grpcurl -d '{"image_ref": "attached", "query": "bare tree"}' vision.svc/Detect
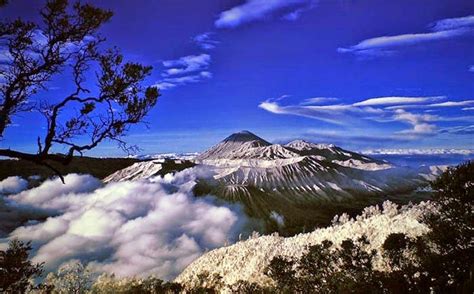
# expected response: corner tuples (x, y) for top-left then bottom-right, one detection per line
(0, 0), (160, 181)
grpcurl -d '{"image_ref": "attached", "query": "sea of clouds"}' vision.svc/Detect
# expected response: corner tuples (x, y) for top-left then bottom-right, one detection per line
(0, 167), (253, 280)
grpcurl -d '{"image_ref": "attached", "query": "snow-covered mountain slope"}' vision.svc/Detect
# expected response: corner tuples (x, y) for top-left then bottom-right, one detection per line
(286, 140), (389, 167)
(128, 152), (199, 161)
(176, 201), (434, 290)
(190, 131), (444, 231)
(104, 160), (164, 182)
(197, 131), (391, 171)
(193, 131), (432, 203)
(105, 131), (444, 231)
(195, 131), (304, 166)
(104, 159), (195, 183)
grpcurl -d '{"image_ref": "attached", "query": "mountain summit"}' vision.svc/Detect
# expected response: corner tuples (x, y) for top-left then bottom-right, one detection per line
(196, 130), (273, 161)
(222, 130), (270, 145)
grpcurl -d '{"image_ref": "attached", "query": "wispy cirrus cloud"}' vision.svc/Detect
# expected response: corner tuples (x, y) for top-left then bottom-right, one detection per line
(429, 100), (474, 107)
(193, 32), (220, 50)
(274, 129), (414, 151)
(431, 15), (474, 31)
(353, 96), (444, 106)
(258, 100), (354, 125)
(385, 100), (474, 110)
(153, 71), (212, 90)
(439, 125), (474, 135)
(215, 0), (316, 28)
(300, 97), (339, 105)
(153, 54), (212, 90)
(469, 65), (474, 72)
(162, 54), (211, 76)
(339, 15), (474, 57)
(259, 95), (474, 138)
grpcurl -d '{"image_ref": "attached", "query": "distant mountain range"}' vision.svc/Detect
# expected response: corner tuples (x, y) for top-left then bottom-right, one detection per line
(105, 130), (445, 234)
(361, 148), (474, 155)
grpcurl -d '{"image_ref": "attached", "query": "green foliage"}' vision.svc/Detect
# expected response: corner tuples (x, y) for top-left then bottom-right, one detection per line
(0, 239), (43, 293)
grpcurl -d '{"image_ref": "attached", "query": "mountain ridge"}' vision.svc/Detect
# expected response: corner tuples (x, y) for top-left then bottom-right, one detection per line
(104, 130), (443, 233)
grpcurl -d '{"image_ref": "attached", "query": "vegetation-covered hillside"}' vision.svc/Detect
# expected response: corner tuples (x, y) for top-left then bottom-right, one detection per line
(0, 157), (139, 180)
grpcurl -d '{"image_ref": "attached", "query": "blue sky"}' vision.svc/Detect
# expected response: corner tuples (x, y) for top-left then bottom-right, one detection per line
(1, 0), (474, 156)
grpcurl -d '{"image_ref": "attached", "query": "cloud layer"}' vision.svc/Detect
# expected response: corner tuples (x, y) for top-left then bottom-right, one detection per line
(193, 33), (220, 50)
(259, 95), (474, 139)
(154, 54), (212, 90)
(215, 0), (314, 28)
(339, 15), (474, 57)
(5, 170), (251, 280)
(0, 176), (28, 195)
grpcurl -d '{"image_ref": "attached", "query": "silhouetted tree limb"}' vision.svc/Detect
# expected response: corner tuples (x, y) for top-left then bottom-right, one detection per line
(0, 0), (160, 182)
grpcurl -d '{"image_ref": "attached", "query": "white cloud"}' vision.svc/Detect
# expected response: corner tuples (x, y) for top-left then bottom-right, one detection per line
(0, 176), (46, 237)
(6, 169), (251, 280)
(10, 174), (102, 211)
(469, 65), (474, 72)
(154, 71), (212, 91)
(463, 107), (474, 111)
(429, 100), (474, 107)
(339, 15), (474, 57)
(353, 96), (443, 107)
(393, 109), (437, 135)
(439, 125), (474, 135)
(385, 100), (474, 110)
(162, 54), (211, 76)
(300, 97), (339, 105)
(259, 95), (474, 139)
(430, 15), (474, 31)
(258, 100), (351, 125)
(193, 32), (220, 50)
(154, 54), (212, 90)
(215, 0), (314, 28)
(259, 95), (446, 127)
(152, 81), (177, 90)
(0, 176), (28, 195)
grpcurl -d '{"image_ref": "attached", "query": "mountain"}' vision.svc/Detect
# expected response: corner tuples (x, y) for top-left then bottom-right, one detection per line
(194, 131), (443, 233)
(105, 131), (443, 233)
(104, 159), (195, 182)
(176, 201), (434, 290)
(196, 131), (390, 170)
